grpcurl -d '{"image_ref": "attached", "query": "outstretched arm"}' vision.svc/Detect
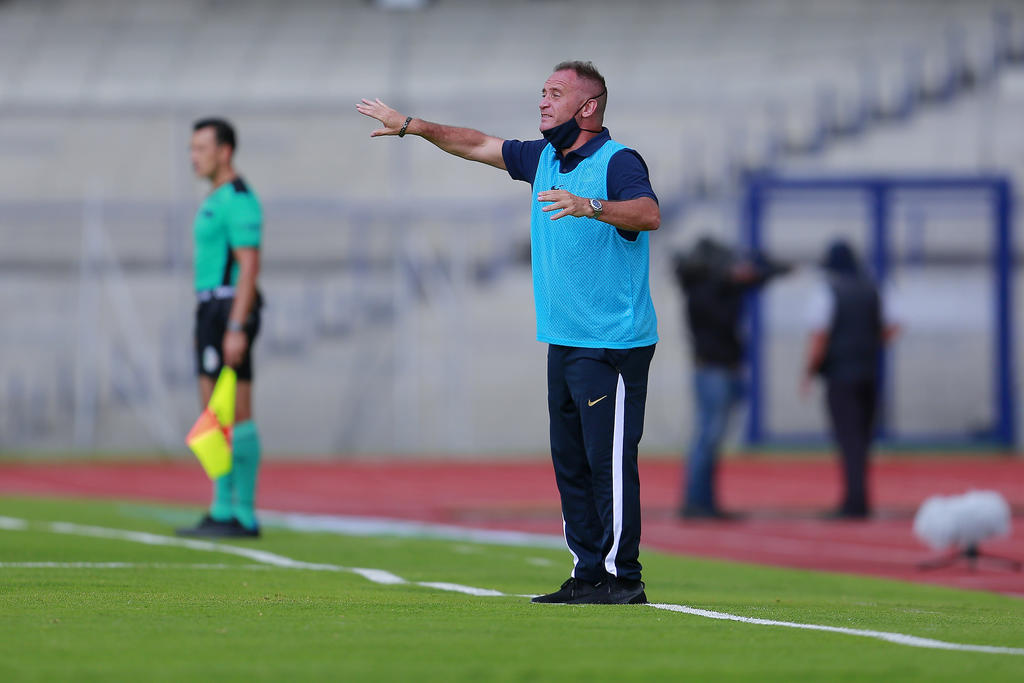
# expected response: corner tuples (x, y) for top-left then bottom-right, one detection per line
(356, 98), (506, 170)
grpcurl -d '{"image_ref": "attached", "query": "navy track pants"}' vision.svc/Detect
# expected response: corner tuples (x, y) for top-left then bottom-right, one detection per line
(547, 343), (655, 583)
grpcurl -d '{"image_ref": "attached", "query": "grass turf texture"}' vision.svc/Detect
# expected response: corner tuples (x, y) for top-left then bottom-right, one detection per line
(1, 497), (1022, 681)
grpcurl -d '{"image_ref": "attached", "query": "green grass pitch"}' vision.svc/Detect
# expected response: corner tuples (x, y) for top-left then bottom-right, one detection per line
(1, 496), (1022, 681)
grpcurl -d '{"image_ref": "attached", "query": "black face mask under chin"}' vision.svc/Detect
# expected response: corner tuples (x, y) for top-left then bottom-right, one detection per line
(541, 89), (606, 150)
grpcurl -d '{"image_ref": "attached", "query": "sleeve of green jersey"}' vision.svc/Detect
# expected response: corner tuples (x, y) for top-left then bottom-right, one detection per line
(226, 193), (262, 249)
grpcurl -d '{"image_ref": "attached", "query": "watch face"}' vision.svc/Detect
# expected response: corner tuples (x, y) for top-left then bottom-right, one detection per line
(590, 198), (603, 211)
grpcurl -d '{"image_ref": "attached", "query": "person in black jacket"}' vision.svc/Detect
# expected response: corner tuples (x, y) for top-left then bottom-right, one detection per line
(802, 240), (899, 519)
(674, 237), (790, 519)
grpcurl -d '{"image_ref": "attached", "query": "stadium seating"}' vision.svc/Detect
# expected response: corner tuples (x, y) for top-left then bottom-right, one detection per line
(1, 0), (1022, 453)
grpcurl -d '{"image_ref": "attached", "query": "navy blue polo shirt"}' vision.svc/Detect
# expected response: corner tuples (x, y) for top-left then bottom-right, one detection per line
(502, 128), (658, 204)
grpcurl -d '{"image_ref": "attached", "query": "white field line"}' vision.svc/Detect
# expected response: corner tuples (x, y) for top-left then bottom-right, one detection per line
(417, 582), (507, 597)
(647, 603), (1024, 656)
(2, 515), (1023, 657)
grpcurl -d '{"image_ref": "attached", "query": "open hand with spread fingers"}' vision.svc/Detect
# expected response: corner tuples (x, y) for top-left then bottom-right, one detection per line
(356, 98), (408, 137)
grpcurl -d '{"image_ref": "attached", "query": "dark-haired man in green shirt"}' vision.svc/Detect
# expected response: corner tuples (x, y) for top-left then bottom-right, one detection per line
(177, 118), (264, 538)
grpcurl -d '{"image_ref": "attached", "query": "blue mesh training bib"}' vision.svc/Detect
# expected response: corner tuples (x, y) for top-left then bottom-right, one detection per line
(530, 141), (658, 348)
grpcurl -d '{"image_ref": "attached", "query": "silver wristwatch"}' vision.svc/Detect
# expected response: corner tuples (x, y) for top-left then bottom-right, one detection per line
(589, 198), (604, 219)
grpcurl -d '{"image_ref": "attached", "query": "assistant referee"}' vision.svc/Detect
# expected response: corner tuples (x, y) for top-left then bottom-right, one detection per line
(177, 118), (264, 538)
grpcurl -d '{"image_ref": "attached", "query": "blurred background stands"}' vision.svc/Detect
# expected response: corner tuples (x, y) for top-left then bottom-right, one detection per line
(1, 0), (1022, 455)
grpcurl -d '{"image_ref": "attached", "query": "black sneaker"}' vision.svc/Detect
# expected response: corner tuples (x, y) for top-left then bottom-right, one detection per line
(175, 514), (237, 537)
(531, 577), (602, 604)
(570, 576), (647, 605)
(225, 518), (261, 538)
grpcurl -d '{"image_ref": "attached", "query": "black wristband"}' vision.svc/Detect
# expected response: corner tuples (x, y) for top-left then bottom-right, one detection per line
(398, 116), (412, 138)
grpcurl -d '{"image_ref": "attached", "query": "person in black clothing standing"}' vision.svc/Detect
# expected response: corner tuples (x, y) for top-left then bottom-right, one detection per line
(802, 240), (898, 519)
(674, 237), (790, 519)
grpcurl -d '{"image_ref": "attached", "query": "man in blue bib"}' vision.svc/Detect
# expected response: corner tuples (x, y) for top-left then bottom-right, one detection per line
(357, 61), (659, 604)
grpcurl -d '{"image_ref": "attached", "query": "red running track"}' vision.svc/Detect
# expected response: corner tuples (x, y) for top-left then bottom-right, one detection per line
(1, 455), (1022, 597)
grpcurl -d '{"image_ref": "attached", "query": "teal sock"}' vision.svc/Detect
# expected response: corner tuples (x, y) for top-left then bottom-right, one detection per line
(230, 420), (261, 530)
(210, 471), (234, 522)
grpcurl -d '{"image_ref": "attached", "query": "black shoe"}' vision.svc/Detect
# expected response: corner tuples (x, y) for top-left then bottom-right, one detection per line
(531, 577), (601, 604)
(570, 576), (648, 605)
(224, 518), (261, 538)
(175, 514), (236, 537)
(176, 515), (260, 538)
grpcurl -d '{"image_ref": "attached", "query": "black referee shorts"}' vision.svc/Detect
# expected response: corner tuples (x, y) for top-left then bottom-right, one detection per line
(194, 297), (261, 381)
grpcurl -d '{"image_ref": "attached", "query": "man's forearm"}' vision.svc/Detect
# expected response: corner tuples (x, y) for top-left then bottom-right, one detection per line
(404, 118), (506, 169)
(356, 98), (506, 168)
(596, 197), (660, 232)
(228, 257), (259, 327)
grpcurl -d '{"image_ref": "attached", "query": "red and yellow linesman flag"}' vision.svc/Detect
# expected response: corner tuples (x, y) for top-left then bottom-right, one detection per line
(185, 367), (236, 479)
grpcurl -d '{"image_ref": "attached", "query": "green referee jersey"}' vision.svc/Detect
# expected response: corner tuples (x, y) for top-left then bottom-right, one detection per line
(193, 177), (262, 292)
